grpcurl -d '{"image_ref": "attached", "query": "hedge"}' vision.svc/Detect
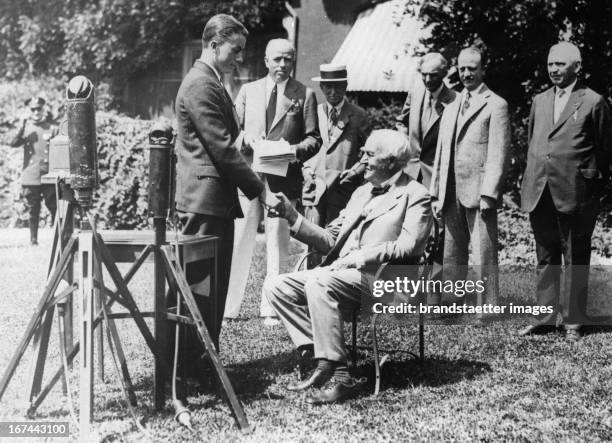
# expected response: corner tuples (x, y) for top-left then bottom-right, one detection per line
(0, 80), (610, 259)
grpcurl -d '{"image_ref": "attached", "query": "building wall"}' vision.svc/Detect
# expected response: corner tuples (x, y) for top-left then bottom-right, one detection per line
(293, 0), (353, 101)
(121, 1), (361, 118)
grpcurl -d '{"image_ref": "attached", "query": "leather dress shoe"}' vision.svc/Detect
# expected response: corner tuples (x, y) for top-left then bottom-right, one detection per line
(518, 324), (558, 336)
(306, 377), (361, 405)
(286, 367), (332, 392)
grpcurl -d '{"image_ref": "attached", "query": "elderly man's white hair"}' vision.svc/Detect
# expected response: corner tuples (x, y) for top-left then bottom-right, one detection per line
(549, 41), (582, 63)
(365, 129), (414, 168)
(265, 38), (295, 57)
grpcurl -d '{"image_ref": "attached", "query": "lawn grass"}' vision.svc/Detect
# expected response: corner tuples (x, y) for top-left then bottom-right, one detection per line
(0, 228), (611, 442)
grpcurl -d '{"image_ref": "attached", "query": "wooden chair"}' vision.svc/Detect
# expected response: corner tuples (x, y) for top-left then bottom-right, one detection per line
(292, 218), (440, 395)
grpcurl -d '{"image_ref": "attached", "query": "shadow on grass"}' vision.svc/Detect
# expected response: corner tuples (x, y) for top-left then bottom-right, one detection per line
(352, 355), (491, 393)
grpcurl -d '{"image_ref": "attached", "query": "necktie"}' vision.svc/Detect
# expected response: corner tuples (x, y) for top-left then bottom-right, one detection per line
(421, 93), (433, 134)
(328, 106), (338, 138)
(329, 107), (338, 127)
(266, 84), (277, 133)
(461, 92), (471, 116)
(371, 184), (390, 196)
(554, 89), (566, 123)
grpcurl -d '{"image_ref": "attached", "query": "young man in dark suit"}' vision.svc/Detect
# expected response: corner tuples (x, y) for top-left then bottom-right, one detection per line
(174, 14), (264, 355)
(520, 42), (612, 339)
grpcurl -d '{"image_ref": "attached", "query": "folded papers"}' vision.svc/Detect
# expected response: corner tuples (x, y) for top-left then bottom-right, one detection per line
(252, 139), (295, 177)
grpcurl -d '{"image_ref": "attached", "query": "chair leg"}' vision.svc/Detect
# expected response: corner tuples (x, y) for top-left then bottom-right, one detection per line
(372, 314), (381, 396)
(351, 310), (357, 367)
(419, 313), (425, 362)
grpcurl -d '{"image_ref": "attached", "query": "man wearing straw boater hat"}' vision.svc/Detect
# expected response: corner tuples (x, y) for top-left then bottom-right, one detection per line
(302, 64), (370, 267)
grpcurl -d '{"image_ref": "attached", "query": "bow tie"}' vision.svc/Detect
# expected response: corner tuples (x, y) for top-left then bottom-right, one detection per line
(371, 184), (390, 196)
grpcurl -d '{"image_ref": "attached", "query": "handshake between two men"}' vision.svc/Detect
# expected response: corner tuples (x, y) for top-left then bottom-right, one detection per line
(260, 129), (433, 405)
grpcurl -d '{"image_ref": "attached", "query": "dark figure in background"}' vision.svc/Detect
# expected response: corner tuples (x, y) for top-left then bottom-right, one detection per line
(302, 64), (370, 268)
(519, 42), (612, 339)
(9, 96), (58, 245)
(173, 14), (264, 372)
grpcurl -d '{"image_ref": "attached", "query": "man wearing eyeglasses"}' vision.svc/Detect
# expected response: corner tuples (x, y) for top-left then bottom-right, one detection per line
(9, 96), (58, 245)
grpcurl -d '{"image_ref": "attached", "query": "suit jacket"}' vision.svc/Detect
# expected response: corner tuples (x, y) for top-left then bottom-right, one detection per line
(10, 120), (57, 186)
(397, 83), (457, 188)
(234, 77), (321, 199)
(520, 83), (612, 214)
(174, 61), (264, 218)
(302, 101), (369, 206)
(295, 172), (433, 268)
(431, 84), (510, 209)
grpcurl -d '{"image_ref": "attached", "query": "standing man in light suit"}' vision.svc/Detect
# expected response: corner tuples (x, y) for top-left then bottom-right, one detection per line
(302, 64), (369, 269)
(396, 52), (457, 188)
(174, 14), (265, 360)
(431, 47), (510, 306)
(519, 42), (611, 339)
(224, 38), (321, 324)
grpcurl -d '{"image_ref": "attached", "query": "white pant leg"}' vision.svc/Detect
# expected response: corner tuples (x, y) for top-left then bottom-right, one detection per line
(224, 193), (262, 318)
(259, 179), (294, 317)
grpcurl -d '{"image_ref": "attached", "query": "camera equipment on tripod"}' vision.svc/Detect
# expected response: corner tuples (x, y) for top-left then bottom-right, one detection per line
(147, 122), (174, 218)
(66, 76), (98, 208)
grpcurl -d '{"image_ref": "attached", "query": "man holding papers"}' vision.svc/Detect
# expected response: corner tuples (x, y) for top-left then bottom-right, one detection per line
(224, 38), (321, 325)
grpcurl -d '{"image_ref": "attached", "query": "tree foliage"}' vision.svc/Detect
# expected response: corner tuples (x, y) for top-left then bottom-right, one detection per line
(0, 0), (287, 83)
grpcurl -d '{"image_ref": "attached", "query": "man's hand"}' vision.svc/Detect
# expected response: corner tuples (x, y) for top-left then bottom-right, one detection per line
(329, 254), (358, 271)
(431, 198), (442, 220)
(272, 192), (299, 225)
(395, 122), (408, 135)
(338, 169), (355, 185)
(480, 196), (497, 212)
(243, 132), (263, 153)
(19, 110), (30, 128)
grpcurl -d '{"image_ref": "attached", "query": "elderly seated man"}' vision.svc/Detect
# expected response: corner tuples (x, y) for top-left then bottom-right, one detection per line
(265, 129), (433, 404)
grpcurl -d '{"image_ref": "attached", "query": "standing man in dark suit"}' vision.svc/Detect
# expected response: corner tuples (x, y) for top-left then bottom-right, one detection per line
(174, 14), (265, 354)
(9, 96), (58, 245)
(431, 47), (510, 306)
(397, 52), (457, 189)
(520, 42), (611, 339)
(396, 53), (457, 301)
(302, 64), (369, 231)
(224, 38), (320, 324)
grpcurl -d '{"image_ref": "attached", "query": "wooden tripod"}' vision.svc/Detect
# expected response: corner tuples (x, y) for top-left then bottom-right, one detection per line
(0, 198), (251, 439)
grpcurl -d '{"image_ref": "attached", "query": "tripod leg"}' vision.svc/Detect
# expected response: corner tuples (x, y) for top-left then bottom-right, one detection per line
(153, 245), (167, 411)
(78, 230), (95, 440)
(27, 246), (153, 414)
(26, 198), (75, 400)
(0, 236), (77, 402)
(161, 247), (251, 432)
(96, 256), (137, 406)
(24, 305), (55, 403)
(93, 250), (104, 383)
(92, 231), (168, 371)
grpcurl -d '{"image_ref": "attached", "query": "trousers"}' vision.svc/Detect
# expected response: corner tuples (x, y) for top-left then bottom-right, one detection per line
(263, 267), (367, 362)
(224, 178), (296, 318)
